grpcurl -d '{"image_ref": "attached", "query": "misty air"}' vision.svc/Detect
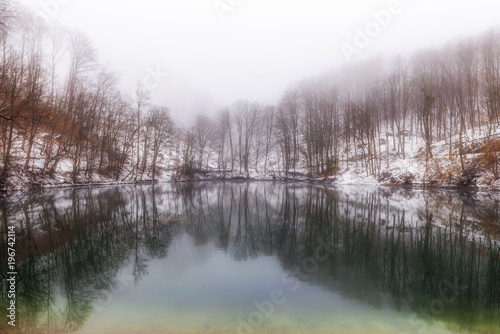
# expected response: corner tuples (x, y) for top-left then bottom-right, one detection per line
(1, 1), (499, 333)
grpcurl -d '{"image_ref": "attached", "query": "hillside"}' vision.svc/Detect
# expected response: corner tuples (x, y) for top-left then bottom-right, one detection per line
(1, 6), (500, 193)
(1, 122), (499, 192)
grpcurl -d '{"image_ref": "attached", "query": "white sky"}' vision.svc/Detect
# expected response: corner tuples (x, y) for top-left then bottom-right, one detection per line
(18, 0), (500, 123)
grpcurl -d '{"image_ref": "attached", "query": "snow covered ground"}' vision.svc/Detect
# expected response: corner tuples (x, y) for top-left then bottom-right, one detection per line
(334, 124), (500, 190)
(1, 123), (500, 193)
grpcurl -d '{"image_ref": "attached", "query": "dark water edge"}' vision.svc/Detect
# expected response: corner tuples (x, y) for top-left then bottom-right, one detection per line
(0, 182), (499, 333)
(3, 171), (500, 198)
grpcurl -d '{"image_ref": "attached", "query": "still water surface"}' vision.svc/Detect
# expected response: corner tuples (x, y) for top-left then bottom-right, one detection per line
(1, 182), (499, 333)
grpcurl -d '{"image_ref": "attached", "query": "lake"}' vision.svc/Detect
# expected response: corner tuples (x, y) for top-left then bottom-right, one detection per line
(1, 182), (499, 334)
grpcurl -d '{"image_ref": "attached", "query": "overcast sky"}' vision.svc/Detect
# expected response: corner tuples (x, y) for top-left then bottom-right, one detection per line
(18, 0), (500, 123)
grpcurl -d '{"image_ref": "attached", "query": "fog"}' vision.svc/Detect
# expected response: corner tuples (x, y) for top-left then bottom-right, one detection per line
(19, 0), (500, 123)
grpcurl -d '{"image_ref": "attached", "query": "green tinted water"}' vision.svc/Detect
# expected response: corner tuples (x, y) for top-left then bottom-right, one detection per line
(1, 183), (499, 333)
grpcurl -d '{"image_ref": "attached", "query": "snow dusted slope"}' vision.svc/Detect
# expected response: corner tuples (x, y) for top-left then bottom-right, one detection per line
(1, 122), (500, 192)
(336, 124), (500, 190)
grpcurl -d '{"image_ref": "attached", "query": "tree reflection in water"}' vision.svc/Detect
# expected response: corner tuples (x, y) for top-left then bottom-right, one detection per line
(0, 183), (499, 333)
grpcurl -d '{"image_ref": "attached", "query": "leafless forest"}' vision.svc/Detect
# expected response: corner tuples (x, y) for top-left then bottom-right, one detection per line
(1, 0), (499, 189)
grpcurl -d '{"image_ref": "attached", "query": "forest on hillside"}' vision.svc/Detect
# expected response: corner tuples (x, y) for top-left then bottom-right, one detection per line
(1, 0), (500, 190)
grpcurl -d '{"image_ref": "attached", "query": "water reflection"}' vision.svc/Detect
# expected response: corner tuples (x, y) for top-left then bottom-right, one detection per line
(0, 183), (499, 333)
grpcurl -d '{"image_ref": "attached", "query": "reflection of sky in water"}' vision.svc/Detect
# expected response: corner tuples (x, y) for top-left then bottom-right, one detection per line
(6, 183), (498, 334)
(80, 234), (456, 334)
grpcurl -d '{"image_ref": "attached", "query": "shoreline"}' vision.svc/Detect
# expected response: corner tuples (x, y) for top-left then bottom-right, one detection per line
(2, 172), (499, 198)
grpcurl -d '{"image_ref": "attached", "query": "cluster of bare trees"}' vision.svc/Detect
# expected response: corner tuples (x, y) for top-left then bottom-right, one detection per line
(177, 100), (275, 179)
(1, 0), (499, 184)
(295, 30), (500, 177)
(181, 29), (500, 179)
(0, 4), (174, 185)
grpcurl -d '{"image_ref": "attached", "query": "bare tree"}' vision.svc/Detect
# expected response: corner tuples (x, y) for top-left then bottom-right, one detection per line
(133, 83), (150, 180)
(149, 106), (173, 180)
(193, 114), (215, 170)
